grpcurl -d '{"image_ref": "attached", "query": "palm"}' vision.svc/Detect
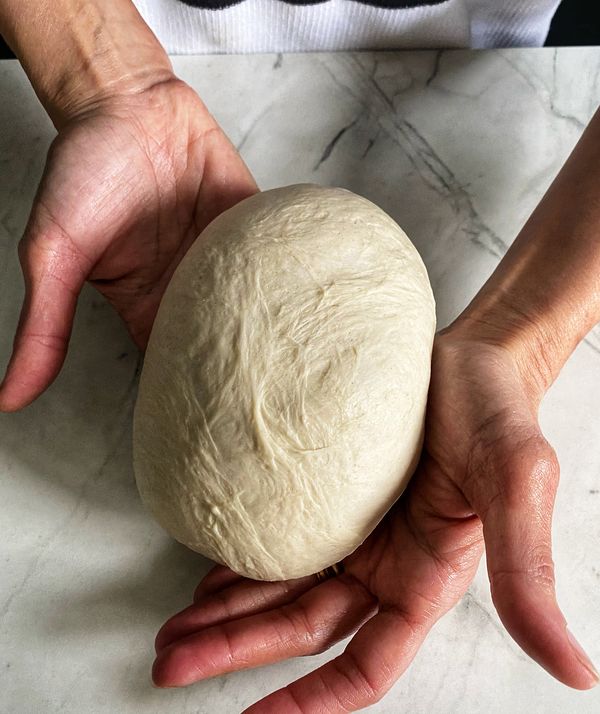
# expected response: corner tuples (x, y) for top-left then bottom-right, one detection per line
(0, 79), (256, 410)
(153, 334), (593, 711)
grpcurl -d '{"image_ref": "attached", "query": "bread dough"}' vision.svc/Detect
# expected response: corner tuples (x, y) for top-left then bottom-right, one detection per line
(133, 184), (436, 581)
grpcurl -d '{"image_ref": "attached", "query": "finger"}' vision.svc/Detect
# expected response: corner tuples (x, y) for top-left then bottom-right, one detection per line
(193, 565), (245, 601)
(152, 574), (377, 687)
(473, 436), (598, 689)
(248, 475), (484, 714)
(156, 573), (318, 653)
(0, 229), (89, 412)
(244, 607), (427, 713)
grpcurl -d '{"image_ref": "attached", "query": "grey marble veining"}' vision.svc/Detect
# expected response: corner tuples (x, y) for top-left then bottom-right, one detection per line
(1, 47), (599, 713)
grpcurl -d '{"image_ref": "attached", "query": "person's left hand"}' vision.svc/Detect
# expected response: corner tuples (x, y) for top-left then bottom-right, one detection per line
(152, 327), (598, 712)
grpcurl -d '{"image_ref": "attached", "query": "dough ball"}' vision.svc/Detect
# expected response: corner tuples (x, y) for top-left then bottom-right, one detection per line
(133, 184), (436, 581)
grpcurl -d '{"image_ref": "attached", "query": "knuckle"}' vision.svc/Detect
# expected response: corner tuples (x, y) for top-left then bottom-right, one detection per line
(211, 589), (235, 618)
(523, 545), (556, 588)
(279, 602), (318, 649)
(21, 332), (66, 352)
(527, 561), (556, 588)
(522, 436), (559, 482)
(17, 227), (59, 274)
(301, 643), (327, 657)
(284, 685), (307, 713)
(334, 649), (383, 703)
(472, 434), (560, 517)
(218, 625), (237, 666)
(17, 236), (33, 269)
(507, 438), (560, 506)
(491, 550), (555, 595)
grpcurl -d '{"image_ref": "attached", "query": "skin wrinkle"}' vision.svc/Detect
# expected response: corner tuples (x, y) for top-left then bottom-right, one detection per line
(32, 199), (95, 275)
(133, 185), (435, 580)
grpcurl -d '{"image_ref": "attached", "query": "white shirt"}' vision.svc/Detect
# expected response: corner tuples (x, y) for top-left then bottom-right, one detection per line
(132, 0), (562, 53)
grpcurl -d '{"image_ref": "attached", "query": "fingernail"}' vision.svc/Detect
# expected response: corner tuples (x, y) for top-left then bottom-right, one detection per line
(567, 628), (599, 684)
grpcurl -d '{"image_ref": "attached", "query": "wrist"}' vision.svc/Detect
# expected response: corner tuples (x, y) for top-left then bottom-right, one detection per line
(441, 296), (565, 401)
(47, 57), (177, 128)
(0, 0), (174, 128)
(442, 108), (600, 402)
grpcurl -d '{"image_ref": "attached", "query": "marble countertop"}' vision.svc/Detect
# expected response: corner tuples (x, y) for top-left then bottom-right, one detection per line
(1, 47), (599, 714)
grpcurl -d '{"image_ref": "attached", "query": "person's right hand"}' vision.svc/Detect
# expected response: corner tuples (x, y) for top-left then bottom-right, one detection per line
(152, 329), (598, 712)
(0, 76), (258, 411)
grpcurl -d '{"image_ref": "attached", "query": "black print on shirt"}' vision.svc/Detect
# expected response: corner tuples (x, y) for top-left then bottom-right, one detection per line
(178, 0), (448, 9)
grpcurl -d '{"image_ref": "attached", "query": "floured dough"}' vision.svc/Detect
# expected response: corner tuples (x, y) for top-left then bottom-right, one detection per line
(133, 184), (436, 581)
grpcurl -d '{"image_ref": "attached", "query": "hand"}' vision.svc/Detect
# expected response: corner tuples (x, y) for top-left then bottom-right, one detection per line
(151, 330), (598, 712)
(0, 77), (257, 411)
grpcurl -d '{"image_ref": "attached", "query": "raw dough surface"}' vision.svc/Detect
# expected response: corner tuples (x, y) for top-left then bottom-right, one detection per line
(133, 184), (436, 580)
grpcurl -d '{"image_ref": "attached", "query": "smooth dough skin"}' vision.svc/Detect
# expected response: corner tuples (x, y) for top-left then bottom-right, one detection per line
(133, 184), (436, 581)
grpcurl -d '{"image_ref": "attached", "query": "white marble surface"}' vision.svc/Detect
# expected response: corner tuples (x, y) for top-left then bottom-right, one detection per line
(1, 47), (600, 713)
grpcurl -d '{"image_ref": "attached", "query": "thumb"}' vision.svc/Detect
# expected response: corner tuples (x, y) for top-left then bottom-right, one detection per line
(470, 433), (598, 689)
(0, 222), (89, 412)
